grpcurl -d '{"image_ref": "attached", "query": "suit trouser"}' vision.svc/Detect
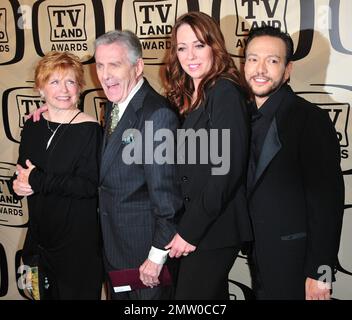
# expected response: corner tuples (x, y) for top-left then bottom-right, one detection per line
(175, 246), (239, 300)
(249, 246), (305, 300)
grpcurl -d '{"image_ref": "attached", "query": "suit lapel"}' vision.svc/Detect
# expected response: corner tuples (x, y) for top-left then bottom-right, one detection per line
(250, 85), (296, 193)
(100, 105), (137, 181)
(177, 103), (206, 156)
(252, 117), (282, 188)
(100, 80), (149, 181)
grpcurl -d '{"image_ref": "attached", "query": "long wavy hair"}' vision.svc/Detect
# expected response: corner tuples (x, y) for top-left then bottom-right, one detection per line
(164, 12), (242, 115)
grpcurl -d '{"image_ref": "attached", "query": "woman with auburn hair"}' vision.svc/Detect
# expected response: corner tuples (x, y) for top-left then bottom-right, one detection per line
(11, 51), (103, 299)
(164, 12), (252, 299)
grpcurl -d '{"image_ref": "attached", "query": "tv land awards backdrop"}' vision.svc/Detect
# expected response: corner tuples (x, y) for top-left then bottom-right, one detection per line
(0, 0), (351, 300)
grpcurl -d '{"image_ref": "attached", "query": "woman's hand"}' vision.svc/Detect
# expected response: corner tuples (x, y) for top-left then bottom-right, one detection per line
(13, 160), (35, 196)
(165, 233), (196, 258)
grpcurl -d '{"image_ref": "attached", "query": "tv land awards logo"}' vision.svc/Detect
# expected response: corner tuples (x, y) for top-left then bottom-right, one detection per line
(16, 94), (44, 129)
(48, 4), (87, 43)
(320, 103), (349, 150)
(0, 8), (9, 44)
(0, 162), (28, 228)
(91, 96), (107, 126)
(133, 0), (178, 65)
(297, 84), (351, 161)
(0, 1), (24, 65)
(213, 0), (317, 60)
(80, 88), (107, 126)
(213, 0), (289, 58)
(2, 86), (43, 144)
(234, 0), (288, 36)
(116, 0), (191, 65)
(32, 0), (105, 63)
(37, 3), (88, 52)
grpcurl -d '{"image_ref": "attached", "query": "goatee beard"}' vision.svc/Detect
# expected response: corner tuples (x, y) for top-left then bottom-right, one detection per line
(248, 75), (287, 99)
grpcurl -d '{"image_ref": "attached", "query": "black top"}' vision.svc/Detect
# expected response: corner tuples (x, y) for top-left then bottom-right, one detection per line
(176, 78), (252, 249)
(16, 116), (103, 299)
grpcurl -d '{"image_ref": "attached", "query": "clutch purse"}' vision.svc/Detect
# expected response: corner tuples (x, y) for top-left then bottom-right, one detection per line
(108, 265), (172, 293)
(24, 254), (55, 300)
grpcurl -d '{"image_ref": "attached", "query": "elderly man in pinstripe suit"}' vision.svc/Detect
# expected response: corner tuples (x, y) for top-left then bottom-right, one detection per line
(95, 30), (182, 300)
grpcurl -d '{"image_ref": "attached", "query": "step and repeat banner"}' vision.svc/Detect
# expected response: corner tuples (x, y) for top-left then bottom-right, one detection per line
(0, 0), (351, 300)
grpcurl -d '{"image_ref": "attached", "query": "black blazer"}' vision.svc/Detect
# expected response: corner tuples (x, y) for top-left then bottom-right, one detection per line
(248, 85), (344, 299)
(177, 78), (252, 250)
(99, 79), (183, 270)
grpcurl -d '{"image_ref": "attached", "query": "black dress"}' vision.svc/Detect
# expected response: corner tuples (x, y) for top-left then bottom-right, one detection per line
(16, 116), (103, 299)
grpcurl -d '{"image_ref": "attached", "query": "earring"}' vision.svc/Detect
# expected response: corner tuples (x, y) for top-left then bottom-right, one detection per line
(39, 91), (45, 99)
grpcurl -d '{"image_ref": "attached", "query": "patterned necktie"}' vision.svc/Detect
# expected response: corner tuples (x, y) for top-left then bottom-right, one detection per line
(108, 103), (119, 136)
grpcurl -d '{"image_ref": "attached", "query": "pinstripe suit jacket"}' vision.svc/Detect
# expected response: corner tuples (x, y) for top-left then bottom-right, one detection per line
(99, 79), (183, 270)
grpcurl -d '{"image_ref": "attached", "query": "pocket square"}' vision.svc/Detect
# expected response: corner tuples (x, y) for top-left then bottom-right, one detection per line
(122, 133), (135, 144)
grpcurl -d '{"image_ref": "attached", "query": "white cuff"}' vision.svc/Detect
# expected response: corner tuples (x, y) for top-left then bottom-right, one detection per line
(148, 246), (170, 265)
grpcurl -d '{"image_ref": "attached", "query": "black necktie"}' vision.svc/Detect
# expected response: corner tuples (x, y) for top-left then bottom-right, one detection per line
(247, 106), (262, 193)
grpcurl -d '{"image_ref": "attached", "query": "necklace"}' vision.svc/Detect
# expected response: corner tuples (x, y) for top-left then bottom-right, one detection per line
(45, 110), (81, 150)
(46, 120), (64, 149)
(46, 119), (63, 134)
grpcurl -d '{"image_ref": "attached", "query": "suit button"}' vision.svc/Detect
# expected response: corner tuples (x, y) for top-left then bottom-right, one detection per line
(184, 196), (190, 202)
(181, 176), (188, 182)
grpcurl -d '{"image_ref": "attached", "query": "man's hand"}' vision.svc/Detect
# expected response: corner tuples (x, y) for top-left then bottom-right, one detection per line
(165, 233), (196, 258)
(139, 259), (163, 288)
(305, 277), (331, 300)
(26, 105), (48, 122)
(13, 160), (35, 197)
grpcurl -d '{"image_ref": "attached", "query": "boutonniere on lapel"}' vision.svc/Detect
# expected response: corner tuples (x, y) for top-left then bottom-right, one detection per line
(122, 133), (135, 145)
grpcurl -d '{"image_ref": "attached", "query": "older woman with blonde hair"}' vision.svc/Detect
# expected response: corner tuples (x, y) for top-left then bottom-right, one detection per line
(164, 12), (252, 299)
(12, 51), (103, 299)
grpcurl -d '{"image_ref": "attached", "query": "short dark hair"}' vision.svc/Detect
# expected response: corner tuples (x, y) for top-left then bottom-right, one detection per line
(245, 26), (294, 65)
